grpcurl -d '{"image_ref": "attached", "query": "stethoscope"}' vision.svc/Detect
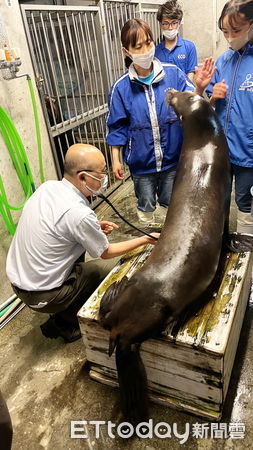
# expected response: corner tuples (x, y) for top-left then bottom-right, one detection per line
(98, 193), (159, 241)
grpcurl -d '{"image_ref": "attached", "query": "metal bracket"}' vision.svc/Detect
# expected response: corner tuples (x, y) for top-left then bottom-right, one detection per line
(0, 59), (22, 79)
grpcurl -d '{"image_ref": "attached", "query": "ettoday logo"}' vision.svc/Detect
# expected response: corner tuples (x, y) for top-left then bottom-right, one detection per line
(70, 420), (191, 442)
(70, 420), (245, 442)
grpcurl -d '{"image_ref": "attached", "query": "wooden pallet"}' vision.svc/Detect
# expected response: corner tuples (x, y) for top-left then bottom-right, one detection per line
(78, 247), (252, 420)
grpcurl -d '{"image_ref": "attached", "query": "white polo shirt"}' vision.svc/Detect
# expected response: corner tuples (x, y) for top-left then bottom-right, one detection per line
(6, 178), (109, 291)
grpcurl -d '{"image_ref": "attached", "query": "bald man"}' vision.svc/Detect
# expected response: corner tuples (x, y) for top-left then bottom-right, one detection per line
(6, 144), (158, 342)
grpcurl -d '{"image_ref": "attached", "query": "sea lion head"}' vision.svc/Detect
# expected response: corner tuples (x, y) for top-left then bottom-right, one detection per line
(167, 89), (208, 120)
(167, 89), (222, 138)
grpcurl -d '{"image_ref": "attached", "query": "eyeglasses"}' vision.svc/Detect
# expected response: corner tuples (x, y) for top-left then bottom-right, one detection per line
(76, 168), (108, 175)
(161, 20), (180, 29)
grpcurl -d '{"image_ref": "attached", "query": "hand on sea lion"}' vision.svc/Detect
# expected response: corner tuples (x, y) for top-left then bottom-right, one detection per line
(145, 232), (160, 245)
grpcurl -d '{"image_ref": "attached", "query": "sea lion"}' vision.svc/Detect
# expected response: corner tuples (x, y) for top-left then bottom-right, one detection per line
(99, 90), (232, 425)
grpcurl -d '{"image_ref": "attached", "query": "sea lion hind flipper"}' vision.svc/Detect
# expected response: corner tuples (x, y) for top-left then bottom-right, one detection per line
(99, 276), (129, 326)
(225, 233), (253, 253)
(116, 343), (149, 427)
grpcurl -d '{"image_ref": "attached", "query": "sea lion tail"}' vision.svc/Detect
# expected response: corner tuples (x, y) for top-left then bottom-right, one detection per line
(116, 343), (149, 426)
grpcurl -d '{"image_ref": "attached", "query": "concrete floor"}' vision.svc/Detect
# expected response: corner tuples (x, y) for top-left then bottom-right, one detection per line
(1, 180), (252, 450)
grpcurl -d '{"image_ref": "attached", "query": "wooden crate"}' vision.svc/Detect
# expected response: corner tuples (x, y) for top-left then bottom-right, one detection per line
(78, 246), (252, 421)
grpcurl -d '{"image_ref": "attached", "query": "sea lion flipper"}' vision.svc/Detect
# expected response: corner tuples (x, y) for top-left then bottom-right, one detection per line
(227, 233), (253, 253)
(116, 343), (149, 426)
(99, 276), (129, 327)
(109, 332), (118, 357)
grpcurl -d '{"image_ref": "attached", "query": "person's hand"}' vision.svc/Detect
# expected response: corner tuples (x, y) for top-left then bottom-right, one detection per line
(145, 232), (160, 245)
(100, 221), (119, 235)
(195, 57), (217, 94)
(212, 80), (228, 100)
(113, 161), (124, 180)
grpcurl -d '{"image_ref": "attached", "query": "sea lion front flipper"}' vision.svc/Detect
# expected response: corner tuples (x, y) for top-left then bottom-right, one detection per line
(99, 276), (129, 328)
(227, 233), (253, 253)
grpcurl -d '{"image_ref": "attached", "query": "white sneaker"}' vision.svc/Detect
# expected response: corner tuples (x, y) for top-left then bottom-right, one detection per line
(237, 211), (253, 235)
(155, 204), (168, 223)
(136, 209), (154, 224)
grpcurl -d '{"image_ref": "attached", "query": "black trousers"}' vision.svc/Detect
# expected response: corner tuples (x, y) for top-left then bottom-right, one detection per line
(12, 258), (119, 325)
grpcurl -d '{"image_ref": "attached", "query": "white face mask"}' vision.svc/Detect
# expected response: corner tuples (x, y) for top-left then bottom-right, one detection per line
(127, 44), (155, 69)
(84, 172), (108, 196)
(162, 28), (179, 41)
(226, 24), (253, 51)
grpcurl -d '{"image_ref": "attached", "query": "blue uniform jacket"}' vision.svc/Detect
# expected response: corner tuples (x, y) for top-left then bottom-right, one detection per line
(106, 58), (194, 175)
(155, 36), (197, 74)
(206, 43), (253, 167)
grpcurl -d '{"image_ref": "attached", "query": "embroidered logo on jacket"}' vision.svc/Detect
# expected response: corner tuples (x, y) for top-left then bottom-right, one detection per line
(178, 54), (186, 59)
(239, 73), (253, 91)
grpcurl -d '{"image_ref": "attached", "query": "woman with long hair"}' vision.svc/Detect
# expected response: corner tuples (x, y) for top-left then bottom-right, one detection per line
(207, 1), (253, 234)
(106, 18), (215, 224)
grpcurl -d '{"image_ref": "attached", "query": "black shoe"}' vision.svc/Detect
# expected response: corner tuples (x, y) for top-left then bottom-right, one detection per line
(40, 316), (81, 343)
(58, 326), (81, 343)
(40, 316), (61, 339)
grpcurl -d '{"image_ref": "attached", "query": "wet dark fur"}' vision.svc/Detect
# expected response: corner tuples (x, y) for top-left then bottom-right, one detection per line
(99, 90), (252, 426)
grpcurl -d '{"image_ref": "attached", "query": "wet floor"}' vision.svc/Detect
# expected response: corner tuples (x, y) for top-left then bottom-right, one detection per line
(1, 179), (252, 450)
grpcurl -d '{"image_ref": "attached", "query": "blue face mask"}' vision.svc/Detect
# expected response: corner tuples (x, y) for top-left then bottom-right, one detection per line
(84, 172), (108, 196)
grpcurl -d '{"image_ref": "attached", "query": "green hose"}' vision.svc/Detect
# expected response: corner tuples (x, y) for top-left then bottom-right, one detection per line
(0, 107), (35, 193)
(0, 76), (45, 234)
(27, 77), (45, 183)
(0, 106), (35, 232)
(0, 302), (15, 318)
(0, 175), (32, 210)
(0, 182), (16, 235)
(0, 111), (27, 192)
